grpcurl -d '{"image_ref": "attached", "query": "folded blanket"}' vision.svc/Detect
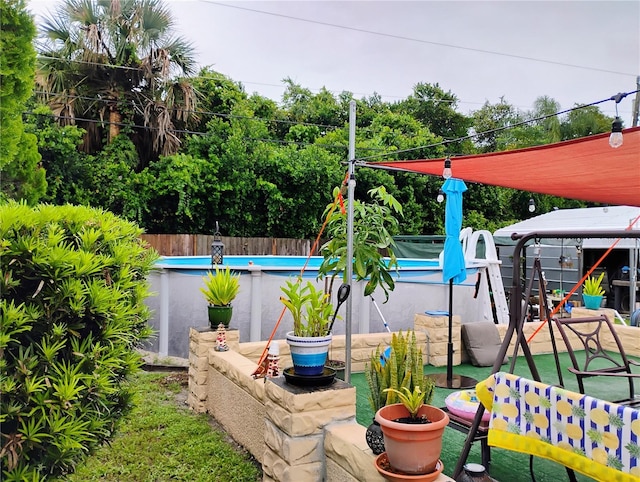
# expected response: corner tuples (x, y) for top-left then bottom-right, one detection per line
(476, 372), (640, 482)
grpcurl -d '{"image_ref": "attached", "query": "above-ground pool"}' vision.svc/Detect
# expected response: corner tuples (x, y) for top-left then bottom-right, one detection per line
(156, 255), (441, 274)
(146, 231), (507, 358)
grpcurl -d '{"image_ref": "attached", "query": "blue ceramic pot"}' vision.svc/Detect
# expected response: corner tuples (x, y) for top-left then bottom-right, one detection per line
(582, 294), (603, 310)
(286, 332), (332, 376)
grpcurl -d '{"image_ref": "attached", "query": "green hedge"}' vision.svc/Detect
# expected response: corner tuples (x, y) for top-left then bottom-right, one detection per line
(0, 202), (159, 480)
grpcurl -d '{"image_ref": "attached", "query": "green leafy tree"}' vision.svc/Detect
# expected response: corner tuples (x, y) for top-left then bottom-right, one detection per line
(348, 92), (391, 130)
(90, 135), (146, 219)
(281, 79), (347, 128)
(0, 0), (46, 204)
(190, 67), (250, 133)
(560, 105), (612, 139)
(137, 152), (213, 233)
(0, 202), (158, 479)
(24, 105), (91, 205)
(531, 96), (562, 142)
(181, 97), (343, 237)
(393, 82), (472, 153)
(255, 145), (343, 238)
(37, 0), (198, 166)
(494, 96), (561, 150)
(471, 97), (523, 152)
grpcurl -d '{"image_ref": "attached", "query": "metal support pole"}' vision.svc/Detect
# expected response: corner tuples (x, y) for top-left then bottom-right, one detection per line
(630, 229), (638, 314)
(447, 279), (454, 383)
(632, 75), (640, 127)
(159, 269), (169, 357)
(249, 265), (262, 342)
(345, 100), (356, 383)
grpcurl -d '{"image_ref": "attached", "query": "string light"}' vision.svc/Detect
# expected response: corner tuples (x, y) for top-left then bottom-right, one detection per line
(356, 89), (639, 164)
(442, 158), (452, 179)
(437, 189), (445, 203)
(609, 92), (628, 149)
(609, 117), (623, 148)
(528, 198), (536, 213)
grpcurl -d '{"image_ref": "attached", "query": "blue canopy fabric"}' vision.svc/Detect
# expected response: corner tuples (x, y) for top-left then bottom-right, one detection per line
(442, 178), (468, 284)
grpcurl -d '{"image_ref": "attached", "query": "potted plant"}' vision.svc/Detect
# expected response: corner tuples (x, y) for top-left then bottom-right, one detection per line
(318, 186), (402, 302)
(364, 330), (432, 455)
(375, 383), (448, 477)
(200, 265), (240, 328)
(582, 272), (605, 309)
(281, 278), (334, 376)
(318, 186), (403, 377)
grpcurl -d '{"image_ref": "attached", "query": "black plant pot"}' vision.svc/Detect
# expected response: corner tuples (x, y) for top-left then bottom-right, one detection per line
(325, 359), (345, 380)
(365, 419), (385, 455)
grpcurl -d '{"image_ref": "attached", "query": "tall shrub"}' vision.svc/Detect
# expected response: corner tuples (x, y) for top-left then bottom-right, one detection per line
(0, 202), (159, 480)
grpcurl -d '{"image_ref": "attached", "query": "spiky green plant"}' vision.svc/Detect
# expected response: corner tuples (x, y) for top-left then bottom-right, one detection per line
(384, 386), (427, 419)
(200, 265), (240, 306)
(364, 330), (434, 414)
(0, 201), (159, 479)
(583, 272), (605, 296)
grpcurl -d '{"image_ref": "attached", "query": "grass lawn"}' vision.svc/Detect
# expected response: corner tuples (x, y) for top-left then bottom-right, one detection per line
(59, 371), (261, 482)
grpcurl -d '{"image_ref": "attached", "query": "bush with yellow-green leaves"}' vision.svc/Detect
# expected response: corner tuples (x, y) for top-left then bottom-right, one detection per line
(0, 202), (159, 480)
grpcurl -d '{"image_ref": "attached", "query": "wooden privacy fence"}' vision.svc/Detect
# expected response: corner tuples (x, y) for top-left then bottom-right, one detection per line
(141, 234), (314, 256)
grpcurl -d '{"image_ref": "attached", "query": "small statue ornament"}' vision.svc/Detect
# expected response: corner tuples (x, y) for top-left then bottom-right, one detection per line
(266, 343), (280, 378)
(215, 323), (229, 351)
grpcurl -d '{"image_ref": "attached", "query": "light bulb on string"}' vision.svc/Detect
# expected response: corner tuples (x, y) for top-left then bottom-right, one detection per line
(442, 158), (452, 179)
(528, 198), (535, 213)
(608, 92), (627, 149)
(437, 189), (445, 203)
(609, 117), (623, 148)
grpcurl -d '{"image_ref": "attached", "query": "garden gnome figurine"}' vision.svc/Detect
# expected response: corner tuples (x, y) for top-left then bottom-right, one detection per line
(215, 323), (229, 352)
(266, 343), (280, 378)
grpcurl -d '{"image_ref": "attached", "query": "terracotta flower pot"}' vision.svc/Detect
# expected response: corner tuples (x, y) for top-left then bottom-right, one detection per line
(374, 453), (443, 482)
(375, 403), (449, 475)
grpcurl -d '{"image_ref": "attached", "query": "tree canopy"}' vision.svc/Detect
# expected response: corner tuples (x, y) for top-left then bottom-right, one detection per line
(0, 0), (46, 204)
(7, 0), (619, 237)
(36, 0), (198, 166)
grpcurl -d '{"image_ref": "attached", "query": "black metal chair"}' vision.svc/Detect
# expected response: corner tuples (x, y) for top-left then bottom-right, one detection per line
(553, 314), (640, 407)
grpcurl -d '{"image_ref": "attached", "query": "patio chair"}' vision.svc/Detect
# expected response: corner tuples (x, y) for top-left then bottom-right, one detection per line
(552, 314), (640, 407)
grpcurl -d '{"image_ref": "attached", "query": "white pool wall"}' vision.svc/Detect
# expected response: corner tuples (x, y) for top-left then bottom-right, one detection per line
(144, 256), (494, 359)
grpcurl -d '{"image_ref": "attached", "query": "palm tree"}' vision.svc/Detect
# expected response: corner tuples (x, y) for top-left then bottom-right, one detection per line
(36, 0), (198, 166)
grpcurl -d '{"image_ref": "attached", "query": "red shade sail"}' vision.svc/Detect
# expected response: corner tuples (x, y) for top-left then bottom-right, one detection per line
(365, 127), (640, 207)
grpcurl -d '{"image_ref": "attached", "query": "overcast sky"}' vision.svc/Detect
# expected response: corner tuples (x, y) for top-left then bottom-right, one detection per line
(30, 0), (640, 124)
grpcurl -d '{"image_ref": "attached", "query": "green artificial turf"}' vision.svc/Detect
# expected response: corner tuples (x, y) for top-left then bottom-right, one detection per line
(351, 351), (638, 482)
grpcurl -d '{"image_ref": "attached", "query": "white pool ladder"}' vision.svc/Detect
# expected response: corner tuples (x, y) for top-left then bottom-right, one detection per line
(464, 229), (510, 324)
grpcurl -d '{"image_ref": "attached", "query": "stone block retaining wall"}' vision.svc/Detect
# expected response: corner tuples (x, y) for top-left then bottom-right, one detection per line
(187, 309), (639, 482)
(188, 325), (452, 482)
(236, 331), (429, 373)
